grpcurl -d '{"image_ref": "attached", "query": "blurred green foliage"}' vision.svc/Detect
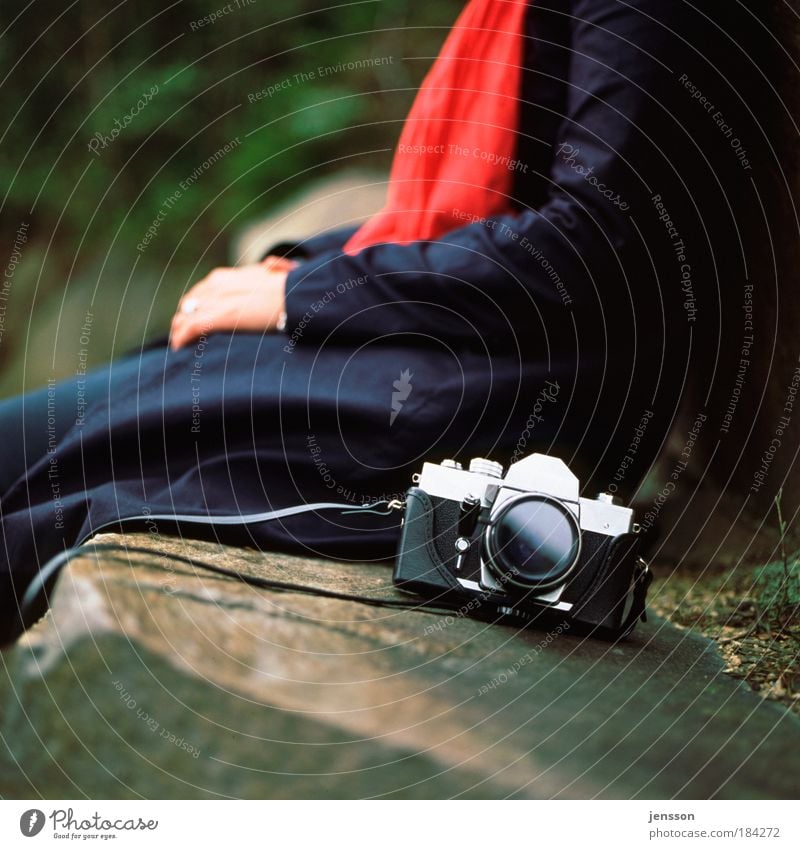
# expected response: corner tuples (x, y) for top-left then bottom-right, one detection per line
(0, 0), (460, 389)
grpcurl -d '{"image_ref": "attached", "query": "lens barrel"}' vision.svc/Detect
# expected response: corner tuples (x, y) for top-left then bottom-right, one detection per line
(484, 494), (580, 590)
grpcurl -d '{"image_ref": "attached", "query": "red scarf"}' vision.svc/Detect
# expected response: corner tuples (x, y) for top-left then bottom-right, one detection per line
(344, 0), (528, 254)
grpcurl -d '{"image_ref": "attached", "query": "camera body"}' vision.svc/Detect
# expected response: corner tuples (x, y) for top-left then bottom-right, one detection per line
(393, 453), (650, 637)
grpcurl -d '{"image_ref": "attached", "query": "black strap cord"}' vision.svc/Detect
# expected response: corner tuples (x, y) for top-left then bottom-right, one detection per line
(617, 557), (652, 638)
(35, 540), (463, 617)
(20, 499), (422, 622)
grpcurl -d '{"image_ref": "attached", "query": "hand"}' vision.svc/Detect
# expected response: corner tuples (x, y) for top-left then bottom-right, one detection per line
(170, 261), (294, 350)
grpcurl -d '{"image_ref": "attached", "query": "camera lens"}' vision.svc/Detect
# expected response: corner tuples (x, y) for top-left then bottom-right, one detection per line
(486, 495), (580, 589)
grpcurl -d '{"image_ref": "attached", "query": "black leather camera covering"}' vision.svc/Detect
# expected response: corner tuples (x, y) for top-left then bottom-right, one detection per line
(393, 487), (464, 597)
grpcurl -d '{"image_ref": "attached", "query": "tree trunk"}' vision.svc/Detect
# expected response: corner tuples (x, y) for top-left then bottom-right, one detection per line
(650, 1), (800, 567)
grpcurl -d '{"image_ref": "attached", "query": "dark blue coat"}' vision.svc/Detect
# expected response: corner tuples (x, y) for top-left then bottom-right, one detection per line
(0, 0), (761, 644)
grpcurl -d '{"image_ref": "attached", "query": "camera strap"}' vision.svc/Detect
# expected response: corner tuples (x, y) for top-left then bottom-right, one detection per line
(20, 499), (407, 623)
(617, 558), (652, 638)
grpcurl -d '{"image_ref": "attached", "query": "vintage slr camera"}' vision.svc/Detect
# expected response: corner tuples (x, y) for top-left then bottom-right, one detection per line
(393, 453), (650, 637)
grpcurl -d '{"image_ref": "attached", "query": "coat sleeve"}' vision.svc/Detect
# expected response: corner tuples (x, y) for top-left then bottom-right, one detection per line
(260, 225), (359, 262)
(283, 0), (681, 351)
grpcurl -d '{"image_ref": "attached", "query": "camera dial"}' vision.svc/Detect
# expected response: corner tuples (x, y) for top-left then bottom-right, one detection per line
(468, 457), (504, 478)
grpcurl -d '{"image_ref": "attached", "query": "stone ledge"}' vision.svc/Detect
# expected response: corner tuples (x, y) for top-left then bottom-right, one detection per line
(1, 532), (798, 799)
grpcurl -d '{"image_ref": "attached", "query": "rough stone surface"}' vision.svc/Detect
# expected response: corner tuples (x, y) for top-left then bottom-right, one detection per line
(1, 532), (798, 799)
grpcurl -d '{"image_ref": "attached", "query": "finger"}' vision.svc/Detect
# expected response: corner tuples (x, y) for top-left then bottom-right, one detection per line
(170, 313), (198, 350)
(169, 319), (186, 350)
(177, 310), (219, 350)
(262, 255), (288, 270)
(178, 283), (206, 309)
(172, 326), (196, 351)
(171, 305), (192, 331)
(169, 312), (182, 349)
